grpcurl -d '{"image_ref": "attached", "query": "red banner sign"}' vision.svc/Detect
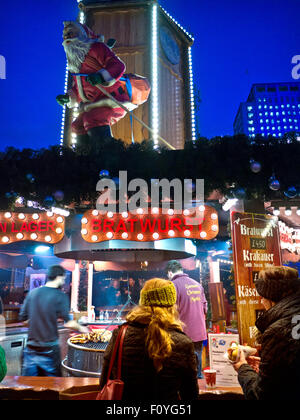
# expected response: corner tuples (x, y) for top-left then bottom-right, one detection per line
(81, 206), (219, 243)
(231, 211), (282, 346)
(0, 212), (65, 244)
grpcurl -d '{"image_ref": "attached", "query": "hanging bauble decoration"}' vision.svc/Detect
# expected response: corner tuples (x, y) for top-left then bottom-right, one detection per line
(284, 186), (297, 199)
(250, 159), (261, 173)
(234, 187), (246, 199)
(44, 196), (55, 207)
(26, 173), (35, 183)
(53, 190), (64, 202)
(99, 169), (110, 178)
(269, 176), (280, 191)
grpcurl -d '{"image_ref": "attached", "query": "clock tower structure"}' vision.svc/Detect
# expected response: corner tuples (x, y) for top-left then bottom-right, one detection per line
(64, 0), (196, 150)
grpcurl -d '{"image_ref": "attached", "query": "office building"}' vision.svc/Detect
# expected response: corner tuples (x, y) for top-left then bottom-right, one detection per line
(234, 82), (300, 138)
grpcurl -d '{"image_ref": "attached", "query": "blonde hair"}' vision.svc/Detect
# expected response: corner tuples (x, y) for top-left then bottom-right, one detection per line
(126, 278), (183, 372)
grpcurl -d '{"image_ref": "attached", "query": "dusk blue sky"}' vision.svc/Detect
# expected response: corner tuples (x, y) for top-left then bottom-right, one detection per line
(0, 0), (299, 150)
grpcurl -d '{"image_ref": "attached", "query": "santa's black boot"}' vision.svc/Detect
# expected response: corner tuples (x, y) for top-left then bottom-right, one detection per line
(87, 126), (113, 143)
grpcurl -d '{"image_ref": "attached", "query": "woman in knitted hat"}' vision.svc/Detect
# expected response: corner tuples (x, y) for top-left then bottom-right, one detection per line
(232, 266), (300, 400)
(99, 278), (199, 400)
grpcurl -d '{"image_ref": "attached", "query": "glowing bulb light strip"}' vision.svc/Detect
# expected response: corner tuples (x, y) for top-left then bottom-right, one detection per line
(188, 47), (196, 141)
(151, 3), (159, 147)
(159, 6), (194, 41)
(59, 2), (86, 148)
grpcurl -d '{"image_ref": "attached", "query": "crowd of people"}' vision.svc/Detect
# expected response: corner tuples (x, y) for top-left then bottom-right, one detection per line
(1, 262), (300, 401)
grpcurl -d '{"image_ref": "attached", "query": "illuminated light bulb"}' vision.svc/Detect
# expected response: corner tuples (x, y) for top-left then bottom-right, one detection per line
(4, 212), (12, 219)
(47, 211), (53, 217)
(296, 209), (300, 216)
(107, 211), (114, 218)
(122, 212), (128, 218)
(152, 232), (159, 240)
(198, 205), (205, 212)
(211, 213), (218, 220)
(200, 231), (207, 238)
(183, 209), (190, 216)
(16, 233), (24, 240)
(56, 228), (63, 234)
(211, 225), (218, 232)
(81, 229), (88, 235)
(273, 209), (280, 216)
(92, 210), (99, 216)
(2, 236), (9, 243)
(45, 235), (52, 242)
(168, 230), (175, 237)
(56, 216), (63, 223)
(91, 235), (98, 242)
(106, 232), (113, 239)
(168, 209), (174, 216)
(30, 233), (38, 240)
(81, 217), (88, 224)
(32, 213), (39, 220)
(152, 207), (159, 214)
(285, 209), (292, 216)
(184, 230), (191, 236)
(137, 233), (144, 240)
(18, 213), (25, 220)
(137, 208), (144, 215)
(121, 232), (128, 239)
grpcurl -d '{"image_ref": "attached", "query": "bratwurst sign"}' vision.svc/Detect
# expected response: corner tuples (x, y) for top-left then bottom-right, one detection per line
(0, 211), (65, 244)
(81, 206), (219, 243)
(231, 211), (282, 346)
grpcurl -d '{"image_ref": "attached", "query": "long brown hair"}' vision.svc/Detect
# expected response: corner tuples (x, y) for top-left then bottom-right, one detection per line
(126, 278), (183, 372)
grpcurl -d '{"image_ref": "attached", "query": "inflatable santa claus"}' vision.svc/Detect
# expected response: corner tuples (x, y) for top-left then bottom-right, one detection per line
(57, 21), (134, 143)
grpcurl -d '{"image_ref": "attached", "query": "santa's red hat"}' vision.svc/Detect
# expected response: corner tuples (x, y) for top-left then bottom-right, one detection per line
(63, 21), (104, 42)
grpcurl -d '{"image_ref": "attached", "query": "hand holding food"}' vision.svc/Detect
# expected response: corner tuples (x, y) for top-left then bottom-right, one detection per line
(225, 342), (257, 364)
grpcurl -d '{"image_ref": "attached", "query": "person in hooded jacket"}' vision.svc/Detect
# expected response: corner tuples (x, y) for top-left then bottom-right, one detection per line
(233, 266), (300, 400)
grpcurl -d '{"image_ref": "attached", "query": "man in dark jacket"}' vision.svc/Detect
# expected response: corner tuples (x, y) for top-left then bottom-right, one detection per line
(233, 266), (300, 400)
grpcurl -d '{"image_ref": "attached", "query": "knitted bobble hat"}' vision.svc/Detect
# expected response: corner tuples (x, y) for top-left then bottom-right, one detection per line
(254, 266), (300, 302)
(140, 282), (177, 307)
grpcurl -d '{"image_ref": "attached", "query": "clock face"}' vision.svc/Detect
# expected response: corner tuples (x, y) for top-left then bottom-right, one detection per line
(159, 26), (180, 65)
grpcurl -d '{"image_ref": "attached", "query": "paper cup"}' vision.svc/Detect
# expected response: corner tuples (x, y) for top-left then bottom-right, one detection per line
(203, 368), (217, 389)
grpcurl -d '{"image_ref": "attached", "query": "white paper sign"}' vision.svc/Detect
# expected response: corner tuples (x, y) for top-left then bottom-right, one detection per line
(208, 333), (240, 387)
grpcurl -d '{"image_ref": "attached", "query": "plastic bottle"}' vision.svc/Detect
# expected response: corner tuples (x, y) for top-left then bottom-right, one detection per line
(89, 306), (95, 322)
(105, 310), (109, 321)
(99, 310), (104, 321)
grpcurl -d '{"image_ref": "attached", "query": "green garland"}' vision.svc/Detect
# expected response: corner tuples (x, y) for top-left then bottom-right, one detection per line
(0, 133), (299, 211)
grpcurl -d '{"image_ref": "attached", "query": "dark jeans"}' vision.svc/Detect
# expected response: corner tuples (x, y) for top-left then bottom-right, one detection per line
(22, 345), (61, 377)
(193, 341), (204, 379)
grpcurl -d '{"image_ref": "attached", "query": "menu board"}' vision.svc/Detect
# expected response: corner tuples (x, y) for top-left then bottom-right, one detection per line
(208, 333), (240, 387)
(231, 211), (282, 346)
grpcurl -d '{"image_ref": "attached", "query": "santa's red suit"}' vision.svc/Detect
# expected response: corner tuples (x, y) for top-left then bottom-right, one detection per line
(67, 34), (130, 135)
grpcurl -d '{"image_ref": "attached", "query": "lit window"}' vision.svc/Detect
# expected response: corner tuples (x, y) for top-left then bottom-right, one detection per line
(247, 106), (253, 111)
(258, 105), (262, 109)
(248, 120), (254, 125)
(261, 126), (264, 130)
(282, 111), (286, 115)
(269, 105), (273, 109)
(264, 105), (268, 109)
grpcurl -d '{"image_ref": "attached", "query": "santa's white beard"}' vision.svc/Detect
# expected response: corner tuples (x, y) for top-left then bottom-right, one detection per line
(63, 38), (94, 73)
